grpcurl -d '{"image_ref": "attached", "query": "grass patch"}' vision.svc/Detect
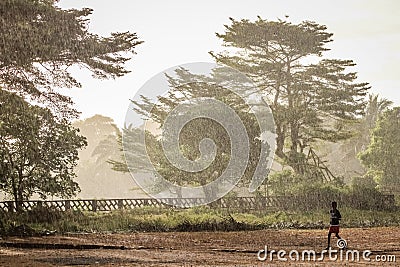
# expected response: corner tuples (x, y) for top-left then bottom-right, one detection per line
(1, 206), (400, 236)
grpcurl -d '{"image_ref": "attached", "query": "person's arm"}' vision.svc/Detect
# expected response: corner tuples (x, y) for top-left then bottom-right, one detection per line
(337, 210), (342, 220)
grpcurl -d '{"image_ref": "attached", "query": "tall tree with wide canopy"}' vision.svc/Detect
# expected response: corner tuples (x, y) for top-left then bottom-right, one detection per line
(0, 0), (142, 117)
(210, 18), (370, 174)
(0, 0), (142, 206)
(111, 66), (275, 199)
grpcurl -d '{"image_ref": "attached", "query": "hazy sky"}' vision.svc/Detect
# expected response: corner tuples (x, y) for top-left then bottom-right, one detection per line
(58, 0), (400, 127)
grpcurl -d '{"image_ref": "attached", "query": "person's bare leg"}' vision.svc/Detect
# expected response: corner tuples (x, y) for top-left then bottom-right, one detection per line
(327, 232), (332, 248)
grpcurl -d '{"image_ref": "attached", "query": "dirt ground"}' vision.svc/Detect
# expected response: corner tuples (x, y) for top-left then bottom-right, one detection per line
(0, 227), (399, 266)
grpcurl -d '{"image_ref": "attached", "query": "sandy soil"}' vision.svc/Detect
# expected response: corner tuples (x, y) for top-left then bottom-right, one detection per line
(0, 227), (399, 266)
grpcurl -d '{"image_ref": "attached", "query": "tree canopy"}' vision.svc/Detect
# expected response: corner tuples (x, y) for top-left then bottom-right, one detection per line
(359, 107), (400, 194)
(117, 67), (272, 199)
(0, 0), (143, 118)
(330, 94), (392, 179)
(211, 18), (370, 174)
(0, 90), (87, 209)
(0, 0), (142, 205)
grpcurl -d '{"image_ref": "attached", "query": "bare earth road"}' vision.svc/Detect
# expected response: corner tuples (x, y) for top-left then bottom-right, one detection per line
(1, 227), (399, 266)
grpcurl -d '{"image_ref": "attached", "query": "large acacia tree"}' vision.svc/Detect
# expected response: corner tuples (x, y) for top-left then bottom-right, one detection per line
(211, 18), (370, 174)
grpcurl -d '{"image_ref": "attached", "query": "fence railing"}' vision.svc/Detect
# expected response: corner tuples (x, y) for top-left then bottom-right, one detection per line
(0, 194), (395, 213)
(0, 197), (288, 212)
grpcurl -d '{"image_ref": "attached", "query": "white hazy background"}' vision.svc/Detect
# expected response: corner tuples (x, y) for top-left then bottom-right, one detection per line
(57, 0), (400, 127)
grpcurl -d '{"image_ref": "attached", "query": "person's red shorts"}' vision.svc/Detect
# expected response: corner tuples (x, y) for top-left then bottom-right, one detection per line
(329, 225), (340, 234)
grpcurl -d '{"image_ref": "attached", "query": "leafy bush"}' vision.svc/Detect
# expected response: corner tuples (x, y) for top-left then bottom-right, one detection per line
(346, 176), (395, 210)
(268, 170), (302, 196)
(287, 183), (343, 211)
(268, 171), (396, 211)
(24, 205), (63, 224)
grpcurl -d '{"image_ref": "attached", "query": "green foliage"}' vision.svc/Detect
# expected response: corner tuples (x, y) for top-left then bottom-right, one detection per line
(351, 175), (377, 190)
(2, 206), (400, 236)
(211, 17), (370, 173)
(347, 186), (393, 211)
(0, 90), (87, 209)
(359, 107), (400, 195)
(267, 169), (393, 211)
(0, 0), (142, 117)
(0, 1), (141, 204)
(268, 169), (343, 196)
(288, 182), (344, 211)
(327, 94), (393, 180)
(114, 67), (273, 198)
(268, 169), (303, 195)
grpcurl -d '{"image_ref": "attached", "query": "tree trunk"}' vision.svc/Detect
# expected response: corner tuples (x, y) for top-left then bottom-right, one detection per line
(200, 175), (217, 203)
(10, 174), (21, 213)
(15, 171), (24, 213)
(275, 122), (286, 160)
(15, 188), (24, 213)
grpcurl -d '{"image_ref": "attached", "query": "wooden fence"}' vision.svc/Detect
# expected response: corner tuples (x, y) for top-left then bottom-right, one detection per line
(0, 197), (287, 213)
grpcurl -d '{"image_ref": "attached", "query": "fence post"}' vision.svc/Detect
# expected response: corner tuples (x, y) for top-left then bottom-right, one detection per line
(65, 200), (71, 211)
(7, 201), (15, 213)
(91, 200), (97, 212)
(261, 197), (267, 210)
(118, 199), (123, 210)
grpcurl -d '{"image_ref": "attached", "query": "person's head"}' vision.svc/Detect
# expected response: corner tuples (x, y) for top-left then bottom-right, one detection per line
(331, 201), (337, 209)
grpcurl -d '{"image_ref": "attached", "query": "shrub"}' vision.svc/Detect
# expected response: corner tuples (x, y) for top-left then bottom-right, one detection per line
(345, 177), (395, 211)
(24, 205), (63, 224)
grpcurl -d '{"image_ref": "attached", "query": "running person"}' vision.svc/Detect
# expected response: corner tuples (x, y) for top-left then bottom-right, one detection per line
(327, 201), (342, 249)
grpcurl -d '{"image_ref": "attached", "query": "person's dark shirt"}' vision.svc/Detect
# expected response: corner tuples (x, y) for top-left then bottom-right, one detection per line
(330, 209), (341, 225)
